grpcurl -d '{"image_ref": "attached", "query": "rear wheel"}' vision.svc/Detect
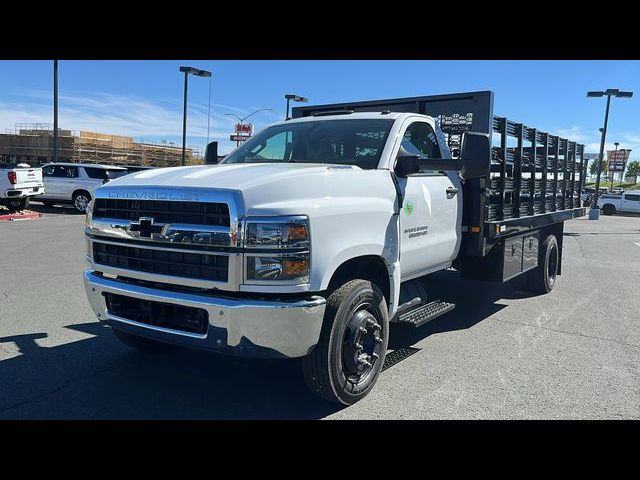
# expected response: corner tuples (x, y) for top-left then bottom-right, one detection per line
(303, 279), (389, 405)
(73, 190), (91, 213)
(7, 197), (29, 211)
(602, 204), (616, 215)
(525, 234), (559, 294)
(112, 328), (174, 352)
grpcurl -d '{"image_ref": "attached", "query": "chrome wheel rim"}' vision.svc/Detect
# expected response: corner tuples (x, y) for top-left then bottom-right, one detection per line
(75, 195), (89, 212)
(548, 244), (558, 287)
(341, 303), (383, 385)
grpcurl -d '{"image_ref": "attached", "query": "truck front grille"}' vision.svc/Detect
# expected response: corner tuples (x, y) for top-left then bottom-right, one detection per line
(93, 199), (230, 227)
(93, 242), (229, 282)
(104, 292), (208, 335)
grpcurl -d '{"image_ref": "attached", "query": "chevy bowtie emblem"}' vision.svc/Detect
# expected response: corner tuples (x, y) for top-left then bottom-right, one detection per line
(129, 217), (164, 238)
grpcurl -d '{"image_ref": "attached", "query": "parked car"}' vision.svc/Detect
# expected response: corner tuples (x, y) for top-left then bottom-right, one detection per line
(598, 190), (640, 215)
(0, 162), (44, 210)
(38, 163), (127, 212)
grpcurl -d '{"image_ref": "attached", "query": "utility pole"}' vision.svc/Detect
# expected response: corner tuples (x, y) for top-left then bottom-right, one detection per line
(53, 60), (59, 163)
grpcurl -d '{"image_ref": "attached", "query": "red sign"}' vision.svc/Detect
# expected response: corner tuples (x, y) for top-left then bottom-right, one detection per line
(234, 123), (253, 135)
(607, 149), (632, 172)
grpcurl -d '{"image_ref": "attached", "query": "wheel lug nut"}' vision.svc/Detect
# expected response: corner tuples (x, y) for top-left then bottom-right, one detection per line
(358, 326), (367, 333)
(375, 337), (383, 343)
(372, 352), (379, 359)
(355, 342), (363, 350)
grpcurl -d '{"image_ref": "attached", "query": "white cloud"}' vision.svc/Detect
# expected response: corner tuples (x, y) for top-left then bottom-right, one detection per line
(0, 89), (278, 154)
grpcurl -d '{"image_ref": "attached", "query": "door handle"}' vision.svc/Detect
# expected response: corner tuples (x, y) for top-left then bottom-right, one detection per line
(446, 187), (459, 195)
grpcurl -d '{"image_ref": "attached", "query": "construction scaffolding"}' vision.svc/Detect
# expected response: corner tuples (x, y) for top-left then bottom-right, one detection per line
(0, 123), (202, 167)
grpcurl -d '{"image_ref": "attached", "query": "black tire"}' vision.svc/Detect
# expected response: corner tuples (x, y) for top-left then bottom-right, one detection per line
(6, 197), (28, 211)
(112, 328), (173, 352)
(602, 204), (616, 215)
(526, 234), (559, 294)
(303, 279), (389, 405)
(72, 190), (91, 213)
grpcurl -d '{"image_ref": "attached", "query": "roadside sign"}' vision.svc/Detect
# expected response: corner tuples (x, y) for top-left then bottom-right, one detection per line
(608, 149), (631, 172)
(235, 123), (253, 136)
(230, 135), (250, 142)
(584, 153), (600, 160)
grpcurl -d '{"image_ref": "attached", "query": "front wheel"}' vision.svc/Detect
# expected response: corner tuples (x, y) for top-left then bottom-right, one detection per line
(303, 279), (389, 405)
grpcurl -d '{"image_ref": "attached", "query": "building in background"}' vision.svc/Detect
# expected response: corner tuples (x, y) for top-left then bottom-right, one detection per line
(0, 123), (202, 167)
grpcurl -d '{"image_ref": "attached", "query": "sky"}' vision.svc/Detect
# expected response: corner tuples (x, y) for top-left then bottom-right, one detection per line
(0, 60), (638, 159)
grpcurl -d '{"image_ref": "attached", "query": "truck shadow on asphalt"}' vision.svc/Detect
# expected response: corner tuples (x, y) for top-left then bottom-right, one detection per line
(0, 270), (516, 420)
(28, 202), (82, 215)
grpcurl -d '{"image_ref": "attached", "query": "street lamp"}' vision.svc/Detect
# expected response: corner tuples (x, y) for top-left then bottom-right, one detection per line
(53, 60), (58, 163)
(224, 109), (273, 147)
(179, 66), (212, 166)
(285, 94), (308, 120)
(586, 89), (633, 218)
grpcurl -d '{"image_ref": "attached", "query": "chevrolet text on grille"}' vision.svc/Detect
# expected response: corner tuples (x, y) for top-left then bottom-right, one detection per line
(107, 190), (201, 201)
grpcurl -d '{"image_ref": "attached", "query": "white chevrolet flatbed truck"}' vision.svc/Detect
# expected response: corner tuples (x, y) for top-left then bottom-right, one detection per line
(83, 91), (587, 404)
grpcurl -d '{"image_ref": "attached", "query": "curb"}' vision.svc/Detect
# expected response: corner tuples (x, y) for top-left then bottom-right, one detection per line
(0, 210), (42, 222)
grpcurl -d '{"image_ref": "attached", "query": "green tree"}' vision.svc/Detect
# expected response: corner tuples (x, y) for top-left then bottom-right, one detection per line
(589, 158), (608, 176)
(625, 160), (640, 184)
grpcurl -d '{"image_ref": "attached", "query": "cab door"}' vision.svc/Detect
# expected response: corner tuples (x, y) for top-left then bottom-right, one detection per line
(622, 193), (640, 213)
(395, 119), (462, 280)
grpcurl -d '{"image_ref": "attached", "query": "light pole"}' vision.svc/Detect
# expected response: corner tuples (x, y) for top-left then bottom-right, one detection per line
(225, 109), (273, 147)
(587, 89), (633, 219)
(53, 60), (59, 163)
(285, 94), (308, 120)
(179, 66), (211, 166)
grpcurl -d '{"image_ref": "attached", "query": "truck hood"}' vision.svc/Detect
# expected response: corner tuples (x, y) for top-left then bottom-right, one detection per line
(102, 162), (396, 218)
(109, 162), (348, 191)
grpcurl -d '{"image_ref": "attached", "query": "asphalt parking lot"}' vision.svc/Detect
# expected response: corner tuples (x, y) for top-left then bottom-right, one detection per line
(1, 204), (639, 419)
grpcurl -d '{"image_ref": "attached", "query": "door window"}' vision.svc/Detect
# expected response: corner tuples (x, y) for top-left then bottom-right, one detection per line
(45, 165), (78, 178)
(624, 194), (640, 201)
(400, 122), (442, 173)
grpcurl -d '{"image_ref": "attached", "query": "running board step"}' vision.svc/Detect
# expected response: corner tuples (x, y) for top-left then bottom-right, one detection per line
(394, 300), (455, 328)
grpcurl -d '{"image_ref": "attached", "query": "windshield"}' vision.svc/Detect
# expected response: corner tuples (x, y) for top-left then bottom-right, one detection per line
(222, 119), (394, 170)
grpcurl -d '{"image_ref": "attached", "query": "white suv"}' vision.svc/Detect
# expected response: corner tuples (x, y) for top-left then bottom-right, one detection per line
(38, 163), (127, 212)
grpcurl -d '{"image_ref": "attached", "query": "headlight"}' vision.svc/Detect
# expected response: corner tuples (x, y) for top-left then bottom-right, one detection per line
(246, 255), (309, 282)
(245, 217), (309, 249)
(244, 216), (310, 284)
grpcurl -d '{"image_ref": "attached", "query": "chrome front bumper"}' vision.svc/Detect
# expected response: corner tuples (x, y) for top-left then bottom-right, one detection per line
(83, 270), (326, 358)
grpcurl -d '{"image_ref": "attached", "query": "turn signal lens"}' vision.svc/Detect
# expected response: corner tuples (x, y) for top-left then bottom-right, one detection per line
(283, 258), (309, 277)
(287, 224), (307, 242)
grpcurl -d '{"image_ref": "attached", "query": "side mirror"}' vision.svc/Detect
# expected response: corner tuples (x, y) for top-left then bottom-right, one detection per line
(204, 141), (219, 164)
(394, 145), (421, 177)
(459, 131), (491, 179)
